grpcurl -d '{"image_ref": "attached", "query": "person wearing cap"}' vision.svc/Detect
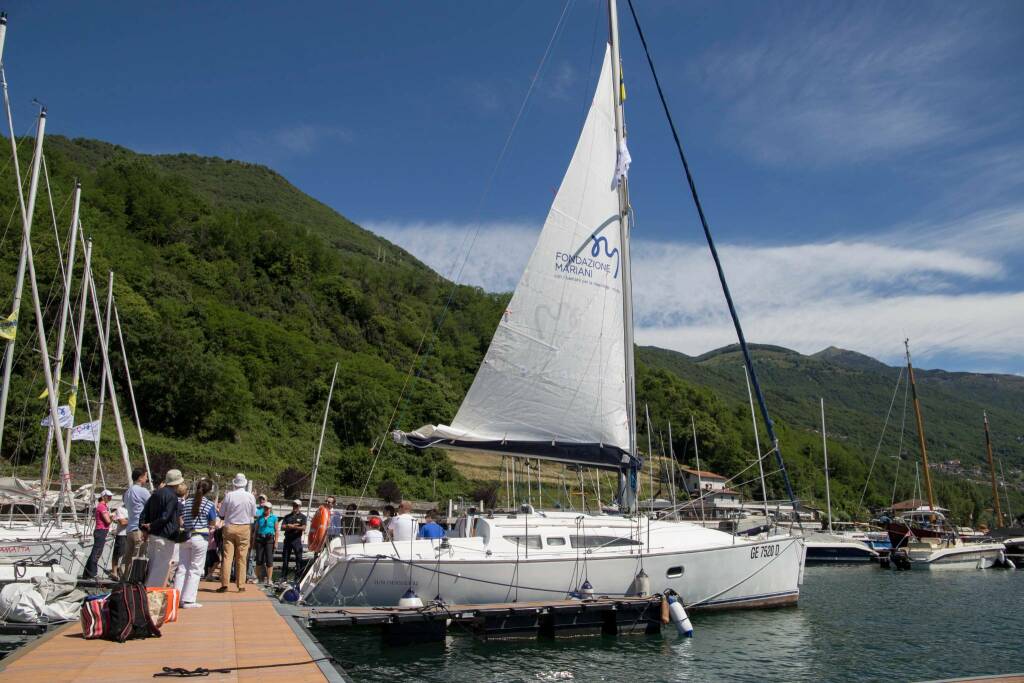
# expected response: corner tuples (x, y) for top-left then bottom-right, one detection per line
(247, 494), (268, 583)
(280, 499), (307, 581)
(361, 516), (384, 543)
(253, 501), (279, 584)
(140, 469), (187, 587)
(83, 489), (113, 579)
(217, 473), (257, 592)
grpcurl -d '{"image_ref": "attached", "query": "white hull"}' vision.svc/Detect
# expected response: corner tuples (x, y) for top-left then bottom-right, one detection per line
(301, 517), (805, 612)
(909, 542), (1004, 570)
(0, 525), (100, 580)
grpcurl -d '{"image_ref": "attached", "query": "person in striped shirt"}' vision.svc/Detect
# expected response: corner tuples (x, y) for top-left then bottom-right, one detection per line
(174, 479), (218, 608)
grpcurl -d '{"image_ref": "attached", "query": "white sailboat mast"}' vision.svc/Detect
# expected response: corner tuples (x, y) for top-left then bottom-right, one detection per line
(306, 362), (338, 521)
(88, 270), (133, 484)
(113, 302), (152, 487)
(40, 181), (81, 494)
(0, 14), (30, 453)
(820, 398), (832, 533)
(63, 238), (92, 467)
(608, 0), (638, 505)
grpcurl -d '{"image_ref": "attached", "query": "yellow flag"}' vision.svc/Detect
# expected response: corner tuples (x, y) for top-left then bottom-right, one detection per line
(619, 63), (626, 103)
(38, 387), (48, 400)
(68, 391), (77, 417)
(0, 312), (16, 341)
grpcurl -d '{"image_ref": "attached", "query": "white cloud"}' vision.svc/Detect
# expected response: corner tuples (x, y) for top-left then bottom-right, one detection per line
(227, 123), (351, 165)
(688, 5), (1002, 165)
(367, 210), (1024, 370)
(270, 124), (351, 155)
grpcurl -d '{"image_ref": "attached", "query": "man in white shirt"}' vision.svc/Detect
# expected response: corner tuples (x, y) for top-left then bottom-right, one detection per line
(217, 473), (257, 592)
(387, 500), (418, 542)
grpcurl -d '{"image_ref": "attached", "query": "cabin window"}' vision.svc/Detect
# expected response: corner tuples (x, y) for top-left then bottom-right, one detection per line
(569, 535), (641, 549)
(504, 535), (542, 550)
(666, 566), (684, 579)
(546, 537), (567, 547)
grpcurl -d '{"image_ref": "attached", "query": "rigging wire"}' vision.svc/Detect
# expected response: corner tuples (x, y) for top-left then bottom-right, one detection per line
(624, 0), (799, 511)
(857, 367), (905, 511)
(356, 0), (576, 506)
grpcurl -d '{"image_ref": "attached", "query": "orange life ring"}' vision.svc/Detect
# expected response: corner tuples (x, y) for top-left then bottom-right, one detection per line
(308, 506), (330, 552)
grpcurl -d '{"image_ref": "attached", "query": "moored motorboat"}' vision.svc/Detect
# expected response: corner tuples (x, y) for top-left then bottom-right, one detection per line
(803, 530), (878, 563)
(904, 537), (1006, 570)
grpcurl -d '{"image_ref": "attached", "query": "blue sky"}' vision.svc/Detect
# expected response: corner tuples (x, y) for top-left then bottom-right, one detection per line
(5, 1), (1023, 373)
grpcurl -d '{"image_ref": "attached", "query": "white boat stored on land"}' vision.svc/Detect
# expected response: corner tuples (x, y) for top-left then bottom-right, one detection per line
(300, 510), (805, 611)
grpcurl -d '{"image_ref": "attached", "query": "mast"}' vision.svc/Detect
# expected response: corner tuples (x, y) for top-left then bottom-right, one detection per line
(608, 0), (638, 512)
(691, 415), (705, 523)
(64, 238), (92, 480)
(0, 15), (30, 454)
(306, 362), (338, 521)
(983, 411), (1002, 528)
(905, 339), (936, 512)
(820, 398), (832, 534)
(114, 303), (152, 487)
(40, 181), (81, 495)
(0, 107), (45, 457)
(88, 271), (132, 484)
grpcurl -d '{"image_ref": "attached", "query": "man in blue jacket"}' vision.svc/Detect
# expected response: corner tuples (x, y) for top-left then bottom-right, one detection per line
(140, 469), (185, 587)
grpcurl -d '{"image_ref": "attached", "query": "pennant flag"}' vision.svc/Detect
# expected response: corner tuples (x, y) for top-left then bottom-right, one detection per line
(40, 405), (73, 429)
(70, 420), (101, 442)
(619, 63), (626, 103)
(38, 387), (48, 400)
(0, 312), (16, 341)
(68, 390), (77, 417)
(615, 138), (631, 186)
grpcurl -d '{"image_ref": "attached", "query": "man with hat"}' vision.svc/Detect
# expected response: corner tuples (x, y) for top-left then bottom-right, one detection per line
(217, 473), (257, 592)
(140, 469), (186, 587)
(83, 489), (113, 579)
(280, 499), (307, 581)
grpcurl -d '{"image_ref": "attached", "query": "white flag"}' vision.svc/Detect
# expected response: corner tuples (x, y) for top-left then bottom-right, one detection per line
(614, 138), (631, 186)
(70, 420), (102, 442)
(40, 405), (74, 429)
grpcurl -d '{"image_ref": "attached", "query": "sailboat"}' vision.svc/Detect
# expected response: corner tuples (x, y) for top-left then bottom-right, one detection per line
(982, 413), (1024, 562)
(803, 399), (877, 563)
(299, 0), (805, 610)
(885, 342), (1005, 569)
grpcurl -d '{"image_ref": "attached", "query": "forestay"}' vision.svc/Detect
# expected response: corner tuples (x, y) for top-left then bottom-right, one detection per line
(396, 47), (636, 471)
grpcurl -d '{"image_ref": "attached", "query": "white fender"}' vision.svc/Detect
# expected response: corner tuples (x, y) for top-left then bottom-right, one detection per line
(668, 595), (693, 637)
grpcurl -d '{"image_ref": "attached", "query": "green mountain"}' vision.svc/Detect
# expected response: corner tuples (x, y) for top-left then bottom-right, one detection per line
(1, 136), (1020, 526)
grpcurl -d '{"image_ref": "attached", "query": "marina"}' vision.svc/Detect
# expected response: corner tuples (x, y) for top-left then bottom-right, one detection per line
(0, 0), (1021, 681)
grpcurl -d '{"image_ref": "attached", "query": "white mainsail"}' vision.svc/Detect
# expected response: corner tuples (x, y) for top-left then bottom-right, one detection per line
(399, 47), (631, 468)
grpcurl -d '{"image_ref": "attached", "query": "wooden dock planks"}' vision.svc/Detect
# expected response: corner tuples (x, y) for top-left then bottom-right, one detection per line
(0, 582), (336, 683)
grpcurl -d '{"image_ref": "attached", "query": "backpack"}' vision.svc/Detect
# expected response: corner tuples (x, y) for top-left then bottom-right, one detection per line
(80, 594), (109, 639)
(106, 583), (161, 642)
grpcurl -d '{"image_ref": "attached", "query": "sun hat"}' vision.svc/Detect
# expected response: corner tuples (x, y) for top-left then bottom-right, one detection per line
(231, 473), (247, 488)
(368, 517), (381, 528)
(262, 501), (273, 509)
(164, 469), (184, 487)
(97, 489), (113, 499)
(292, 499), (302, 507)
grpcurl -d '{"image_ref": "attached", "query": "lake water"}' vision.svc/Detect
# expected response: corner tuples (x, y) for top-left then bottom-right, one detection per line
(314, 565), (1024, 682)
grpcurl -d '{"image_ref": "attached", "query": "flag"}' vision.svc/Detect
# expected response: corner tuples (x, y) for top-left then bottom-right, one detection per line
(0, 312), (15, 341)
(619, 63), (626, 103)
(40, 405), (73, 429)
(615, 139), (631, 186)
(70, 420), (101, 442)
(38, 387), (48, 400)
(67, 390), (77, 417)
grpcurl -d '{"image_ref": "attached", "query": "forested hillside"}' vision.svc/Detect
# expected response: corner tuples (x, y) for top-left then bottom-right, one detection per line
(0, 137), (1020, 526)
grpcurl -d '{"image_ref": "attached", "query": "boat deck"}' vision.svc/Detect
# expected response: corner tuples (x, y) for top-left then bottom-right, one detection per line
(0, 581), (345, 682)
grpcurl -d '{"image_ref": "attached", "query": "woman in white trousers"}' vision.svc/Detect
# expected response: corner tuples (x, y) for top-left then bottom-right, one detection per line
(174, 479), (218, 608)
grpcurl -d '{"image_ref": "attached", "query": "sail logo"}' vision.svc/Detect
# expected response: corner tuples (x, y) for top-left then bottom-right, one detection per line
(554, 235), (619, 283)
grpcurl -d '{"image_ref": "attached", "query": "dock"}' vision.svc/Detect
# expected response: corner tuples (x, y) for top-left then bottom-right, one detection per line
(0, 582), (348, 682)
(306, 595), (665, 643)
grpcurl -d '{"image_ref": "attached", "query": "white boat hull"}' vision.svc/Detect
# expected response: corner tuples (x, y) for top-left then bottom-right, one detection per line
(910, 542), (1005, 570)
(301, 534), (805, 612)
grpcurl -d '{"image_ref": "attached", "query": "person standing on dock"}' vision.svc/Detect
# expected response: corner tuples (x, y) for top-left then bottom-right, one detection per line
(254, 501), (279, 584)
(140, 469), (186, 587)
(83, 489), (113, 579)
(248, 494), (267, 583)
(388, 501), (418, 542)
(120, 467), (150, 578)
(109, 504), (129, 580)
(280, 499), (306, 581)
(217, 473), (257, 592)
(175, 478), (217, 609)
